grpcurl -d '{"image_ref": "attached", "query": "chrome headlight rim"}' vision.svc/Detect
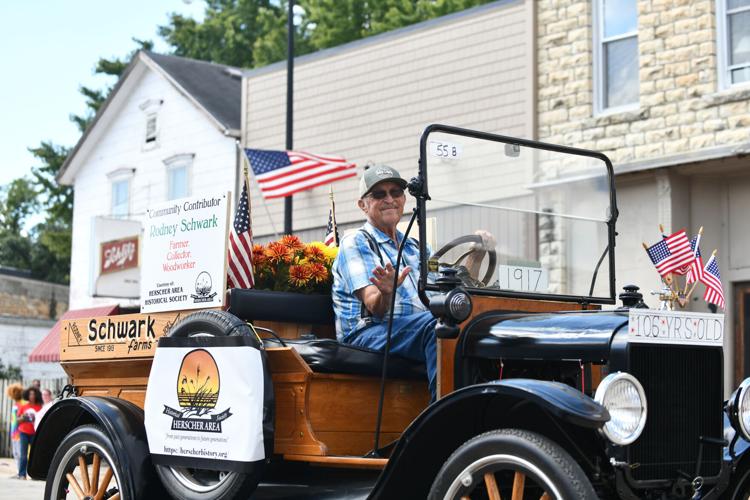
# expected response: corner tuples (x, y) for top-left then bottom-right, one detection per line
(594, 372), (648, 446)
(731, 377), (750, 440)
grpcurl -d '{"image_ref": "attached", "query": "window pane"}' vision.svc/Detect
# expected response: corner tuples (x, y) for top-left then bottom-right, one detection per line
(730, 11), (750, 66)
(732, 66), (750, 84)
(605, 36), (639, 108)
(604, 0), (638, 38)
(168, 166), (188, 200)
(729, 0), (750, 10)
(112, 180), (129, 216)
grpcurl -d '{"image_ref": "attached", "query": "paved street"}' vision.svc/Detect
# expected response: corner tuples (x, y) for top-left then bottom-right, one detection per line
(0, 457), (44, 500)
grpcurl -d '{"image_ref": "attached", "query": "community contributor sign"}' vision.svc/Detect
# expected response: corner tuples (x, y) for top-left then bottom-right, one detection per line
(141, 192), (231, 313)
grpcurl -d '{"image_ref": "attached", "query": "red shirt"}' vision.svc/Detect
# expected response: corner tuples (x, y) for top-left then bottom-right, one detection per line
(16, 402), (42, 435)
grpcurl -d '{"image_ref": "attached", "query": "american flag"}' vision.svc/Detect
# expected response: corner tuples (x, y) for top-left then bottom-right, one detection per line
(701, 254), (725, 309)
(227, 177), (254, 289)
(685, 237), (705, 285)
(324, 206), (339, 247)
(645, 229), (694, 276)
(244, 149), (356, 199)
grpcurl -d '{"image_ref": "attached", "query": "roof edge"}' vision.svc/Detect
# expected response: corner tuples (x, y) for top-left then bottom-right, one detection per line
(615, 142), (750, 176)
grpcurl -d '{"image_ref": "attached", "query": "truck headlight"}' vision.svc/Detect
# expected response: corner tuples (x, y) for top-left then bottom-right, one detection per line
(594, 372), (647, 445)
(728, 377), (750, 440)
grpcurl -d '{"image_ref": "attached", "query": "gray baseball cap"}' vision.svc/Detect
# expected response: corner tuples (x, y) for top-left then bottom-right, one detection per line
(359, 164), (408, 198)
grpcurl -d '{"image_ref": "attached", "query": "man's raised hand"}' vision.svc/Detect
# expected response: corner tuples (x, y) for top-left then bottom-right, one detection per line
(370, 262), (411, 296)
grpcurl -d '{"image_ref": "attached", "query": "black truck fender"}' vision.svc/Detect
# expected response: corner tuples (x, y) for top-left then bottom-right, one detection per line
(369, 379), (610, 500)
(28, 395), (158, 497)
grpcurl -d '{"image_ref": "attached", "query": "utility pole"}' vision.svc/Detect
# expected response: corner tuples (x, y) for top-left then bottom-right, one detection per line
(284, 0), (294, 234)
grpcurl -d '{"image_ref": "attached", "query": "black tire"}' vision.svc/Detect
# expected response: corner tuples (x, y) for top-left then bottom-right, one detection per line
(154, 310), (267, 500)
(45, 424), (130, 500)
(428, 429), (597, 500)
(725, 456), (750, 500)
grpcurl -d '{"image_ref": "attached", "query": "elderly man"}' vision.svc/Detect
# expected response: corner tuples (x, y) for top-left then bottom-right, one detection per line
(332, 165), (438, 399)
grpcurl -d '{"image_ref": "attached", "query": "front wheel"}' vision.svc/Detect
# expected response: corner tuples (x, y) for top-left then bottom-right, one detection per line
(45, 424), (125, 500)
(428, 429), (597, 500)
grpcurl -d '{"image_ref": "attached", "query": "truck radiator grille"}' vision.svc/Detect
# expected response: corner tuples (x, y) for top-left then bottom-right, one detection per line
(627, 344), (723, 482)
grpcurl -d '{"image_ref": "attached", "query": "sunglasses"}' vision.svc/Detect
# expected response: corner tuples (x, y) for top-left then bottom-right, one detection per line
(369, 187), (405, 200)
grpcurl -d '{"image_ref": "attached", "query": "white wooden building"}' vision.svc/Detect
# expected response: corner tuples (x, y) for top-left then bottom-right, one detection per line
(58, 51), (243, 309)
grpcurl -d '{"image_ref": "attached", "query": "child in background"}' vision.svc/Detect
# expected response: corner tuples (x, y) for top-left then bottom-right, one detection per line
(4, 383), (24, 476)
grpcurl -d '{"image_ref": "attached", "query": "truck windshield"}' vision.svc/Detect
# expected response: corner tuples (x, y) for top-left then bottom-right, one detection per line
(421, 127), (615, 303)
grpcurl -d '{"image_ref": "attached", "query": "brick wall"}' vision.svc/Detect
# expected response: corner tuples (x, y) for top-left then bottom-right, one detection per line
(537, 0), (750, 163)
(0, 273), (69, 320)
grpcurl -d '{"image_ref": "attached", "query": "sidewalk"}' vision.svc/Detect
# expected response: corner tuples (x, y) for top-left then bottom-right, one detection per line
(0, 457), (45, 499)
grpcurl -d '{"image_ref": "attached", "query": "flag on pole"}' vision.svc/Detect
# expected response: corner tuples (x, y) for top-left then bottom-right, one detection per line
(244, 148), (356, 199)
(645, 229), (694, 276)
(324, 187), (339, 247)
(701, 253), (725, 309)
(686, 237), (705, 285)
(227, 175), (255, 289)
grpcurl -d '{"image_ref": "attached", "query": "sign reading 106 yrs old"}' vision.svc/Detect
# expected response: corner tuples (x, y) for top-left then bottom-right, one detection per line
(140, 192), (231, 313)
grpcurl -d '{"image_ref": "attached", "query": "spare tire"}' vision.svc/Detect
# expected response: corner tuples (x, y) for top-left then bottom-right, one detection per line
(152, 310), (274, 500)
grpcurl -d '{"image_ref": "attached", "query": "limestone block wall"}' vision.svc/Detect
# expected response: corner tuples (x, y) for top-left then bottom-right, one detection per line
(0, 273), (68, 321)
(537, 0), (750, 165)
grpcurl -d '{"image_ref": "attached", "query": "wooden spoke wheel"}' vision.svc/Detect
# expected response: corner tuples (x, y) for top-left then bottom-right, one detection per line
(45, 425), (121, 500)
(428, 429), (597, 500)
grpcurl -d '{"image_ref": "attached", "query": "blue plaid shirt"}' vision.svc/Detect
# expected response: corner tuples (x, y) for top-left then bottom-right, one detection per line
(332, 222), (430, 341)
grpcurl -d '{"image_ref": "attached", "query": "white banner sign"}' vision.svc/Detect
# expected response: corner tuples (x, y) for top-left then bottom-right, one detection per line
(144, 340), (266, 465)
(140, 193), (231, 313)
(628, 309), (725, 347)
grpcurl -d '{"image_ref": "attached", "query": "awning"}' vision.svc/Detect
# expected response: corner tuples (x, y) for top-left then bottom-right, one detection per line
(28, 305), (120, 363)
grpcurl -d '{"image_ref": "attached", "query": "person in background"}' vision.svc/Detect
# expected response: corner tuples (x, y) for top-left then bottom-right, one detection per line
(41, 388), (53, 405)
(5, 383), (24, 475)
(32, 379), (40, 389)
(16, 386), (42, 479)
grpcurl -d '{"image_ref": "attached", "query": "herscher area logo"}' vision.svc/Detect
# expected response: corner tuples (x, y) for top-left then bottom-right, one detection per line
(163, 349), (232, 432)
(191, 271), (218, 303)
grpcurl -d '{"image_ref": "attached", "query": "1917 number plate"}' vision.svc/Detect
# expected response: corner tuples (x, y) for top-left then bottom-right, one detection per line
(497, 265), (548, 292)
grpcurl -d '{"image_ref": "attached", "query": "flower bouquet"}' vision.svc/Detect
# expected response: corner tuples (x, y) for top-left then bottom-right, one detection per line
(252, 235), (338, 295)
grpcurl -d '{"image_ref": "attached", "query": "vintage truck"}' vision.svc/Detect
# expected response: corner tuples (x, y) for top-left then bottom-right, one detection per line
(28, 125), (750, 499)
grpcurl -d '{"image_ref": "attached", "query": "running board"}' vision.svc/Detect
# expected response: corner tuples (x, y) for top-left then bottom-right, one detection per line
(283, 454), (388, 469)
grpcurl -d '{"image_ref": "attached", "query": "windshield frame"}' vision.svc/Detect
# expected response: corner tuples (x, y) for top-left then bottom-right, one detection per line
(417, 124), (618, 305)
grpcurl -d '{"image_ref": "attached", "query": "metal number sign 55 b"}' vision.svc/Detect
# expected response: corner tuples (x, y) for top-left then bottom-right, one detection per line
(497, 265), (549, 292)
(429, 141), (462, 160)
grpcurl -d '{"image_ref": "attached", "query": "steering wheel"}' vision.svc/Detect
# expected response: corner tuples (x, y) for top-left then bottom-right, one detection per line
(431, 235), (497, 287)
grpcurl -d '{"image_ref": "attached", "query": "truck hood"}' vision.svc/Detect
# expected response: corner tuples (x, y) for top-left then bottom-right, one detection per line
(461, 310), (630, 363)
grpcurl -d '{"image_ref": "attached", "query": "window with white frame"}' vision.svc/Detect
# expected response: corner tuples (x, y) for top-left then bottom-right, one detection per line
(111, 178), (130, 217)
(718, 0), (750, 87)
(145, 114), (158, 144)
(164, 154), (194, 200)
(594, 0), (639, 113)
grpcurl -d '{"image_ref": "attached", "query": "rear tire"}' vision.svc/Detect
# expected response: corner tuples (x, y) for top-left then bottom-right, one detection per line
(428, 428), (597, 500)
(154, 310), (266, 500)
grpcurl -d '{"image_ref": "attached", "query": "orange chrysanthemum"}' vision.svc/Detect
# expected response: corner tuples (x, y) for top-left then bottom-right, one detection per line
(265, 241), (291, 265)
(288, 264), (313, 287)
(303, 244), (326, 263)
(252, 244), (267, 265)
(309, 262), (329, 283)
(280, 234), (304, 251)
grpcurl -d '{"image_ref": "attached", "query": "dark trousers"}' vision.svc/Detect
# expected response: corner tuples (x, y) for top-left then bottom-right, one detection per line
(18, 431), (34, 477)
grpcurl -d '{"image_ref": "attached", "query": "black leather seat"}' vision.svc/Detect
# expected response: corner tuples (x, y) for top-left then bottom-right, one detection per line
(263, 337), (427, 380)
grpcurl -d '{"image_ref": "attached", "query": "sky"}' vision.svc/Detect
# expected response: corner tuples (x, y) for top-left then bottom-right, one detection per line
(0, 0), (207, 187)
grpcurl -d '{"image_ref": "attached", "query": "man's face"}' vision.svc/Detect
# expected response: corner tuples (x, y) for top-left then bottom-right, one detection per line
(358, 181), (406, 231)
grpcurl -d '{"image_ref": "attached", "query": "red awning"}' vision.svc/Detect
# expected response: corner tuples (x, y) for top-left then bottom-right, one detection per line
(28, 305), (120, 363)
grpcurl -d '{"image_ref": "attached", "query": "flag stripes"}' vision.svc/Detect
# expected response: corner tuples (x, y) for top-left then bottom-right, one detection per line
(227, 177), (254, 289)
(701, 254), (725, 309)
(245, 149), (356, 199)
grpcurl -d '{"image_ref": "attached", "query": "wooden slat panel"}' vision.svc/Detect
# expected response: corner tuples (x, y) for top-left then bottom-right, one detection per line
(315, 431), (402, 457)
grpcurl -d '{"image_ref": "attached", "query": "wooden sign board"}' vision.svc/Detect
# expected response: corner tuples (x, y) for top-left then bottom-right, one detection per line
(59, 311), (187, 362)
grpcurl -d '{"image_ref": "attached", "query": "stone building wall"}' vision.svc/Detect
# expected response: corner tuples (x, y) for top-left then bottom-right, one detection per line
(0, 271), (68, 320)
(537, 0), (750, 163)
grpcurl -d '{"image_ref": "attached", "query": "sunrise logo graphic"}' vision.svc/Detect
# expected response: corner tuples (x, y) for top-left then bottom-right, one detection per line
(163, 348), (233, 433)
(178, 349), (220, 416)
